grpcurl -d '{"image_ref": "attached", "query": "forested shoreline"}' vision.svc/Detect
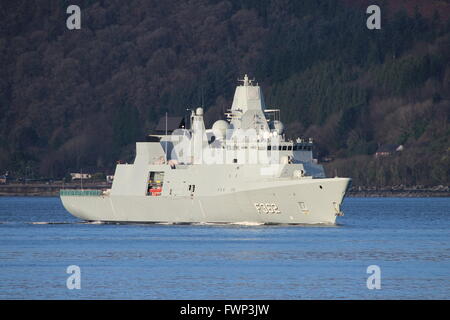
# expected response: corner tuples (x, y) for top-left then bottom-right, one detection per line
(0, 182), (448, 197)
(1, 0), (449, 187)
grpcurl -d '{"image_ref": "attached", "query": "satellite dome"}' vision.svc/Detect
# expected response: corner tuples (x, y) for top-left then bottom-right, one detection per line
(212, 120), (229, 139)
(196, 107), (204, 116)
(269, 120), (284, 135)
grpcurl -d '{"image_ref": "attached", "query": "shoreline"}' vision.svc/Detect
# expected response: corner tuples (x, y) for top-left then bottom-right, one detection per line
(0, 183), (448, 197)
(347, 191), (449, 198)
(347, 186), (449, 197)
(0, 183), (111, 197)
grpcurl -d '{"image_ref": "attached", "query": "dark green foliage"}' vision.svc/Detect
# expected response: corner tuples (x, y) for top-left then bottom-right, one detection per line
(113, 102), (140, 149)
(0, 0), (449, 185)
(91, 172), (106, 181)
(336, 105), (363, 143)
(375, 53), (445, 95)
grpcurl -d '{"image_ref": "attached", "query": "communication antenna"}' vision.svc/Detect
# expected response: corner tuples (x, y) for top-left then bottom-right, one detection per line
(165, 112), (168, 164)
(201, 87), (204, 108)
(186, 107), (194, 129)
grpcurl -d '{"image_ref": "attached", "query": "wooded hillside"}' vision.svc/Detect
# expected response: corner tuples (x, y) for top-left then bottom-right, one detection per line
(1, 0), (449, 186)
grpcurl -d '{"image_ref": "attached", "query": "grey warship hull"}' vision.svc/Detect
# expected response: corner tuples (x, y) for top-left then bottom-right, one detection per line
(61, 164), (350, 225)
(61, 75), (351, 225)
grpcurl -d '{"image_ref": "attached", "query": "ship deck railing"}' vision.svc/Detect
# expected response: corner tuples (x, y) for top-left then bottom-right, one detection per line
(60, 189), (102, 196)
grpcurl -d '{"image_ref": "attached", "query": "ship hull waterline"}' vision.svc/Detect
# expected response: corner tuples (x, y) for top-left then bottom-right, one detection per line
(61, 177), (351, 225)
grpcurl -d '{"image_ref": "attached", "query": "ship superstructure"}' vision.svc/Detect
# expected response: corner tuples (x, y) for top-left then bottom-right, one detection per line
(61, 75), (350, 224)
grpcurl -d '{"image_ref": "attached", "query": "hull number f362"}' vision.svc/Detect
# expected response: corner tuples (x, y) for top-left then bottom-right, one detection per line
(254, 203), (281, 214)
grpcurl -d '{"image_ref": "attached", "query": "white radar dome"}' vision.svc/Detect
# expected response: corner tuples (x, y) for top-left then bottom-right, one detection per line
(269, 120), (285, 135)
(212, 120), (229, 139)
(196, 107), (204, 116)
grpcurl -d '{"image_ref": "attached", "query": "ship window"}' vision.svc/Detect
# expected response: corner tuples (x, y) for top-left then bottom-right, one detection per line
(293, 146), (298, 150)
(233, 159), (237, 163)
(278, 146), (282, 150)
(288, 146), (292, 150)
(282, 146), (287, 151)
(268, 146), (272, 150)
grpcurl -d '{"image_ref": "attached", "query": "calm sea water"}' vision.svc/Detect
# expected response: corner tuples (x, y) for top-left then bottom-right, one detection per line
(0, 196), (448, 299)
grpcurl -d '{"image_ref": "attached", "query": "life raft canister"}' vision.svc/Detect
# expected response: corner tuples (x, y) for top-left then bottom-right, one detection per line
(150, 187), (162, 196)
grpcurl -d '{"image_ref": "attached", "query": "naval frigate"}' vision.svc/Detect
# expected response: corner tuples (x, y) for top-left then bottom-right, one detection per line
(60, 75), (351, 224)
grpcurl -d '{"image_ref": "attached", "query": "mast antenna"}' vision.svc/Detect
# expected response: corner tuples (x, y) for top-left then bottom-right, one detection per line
(201, 87), (204, 108)
(165, 112), (168, 164)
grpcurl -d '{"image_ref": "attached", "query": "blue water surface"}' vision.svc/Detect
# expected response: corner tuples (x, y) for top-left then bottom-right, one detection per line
(0, 196), (448, 299)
